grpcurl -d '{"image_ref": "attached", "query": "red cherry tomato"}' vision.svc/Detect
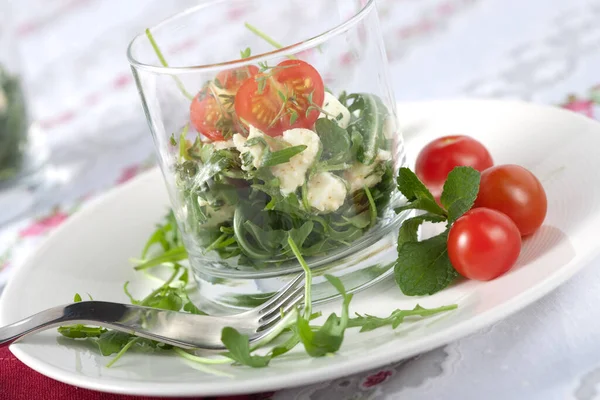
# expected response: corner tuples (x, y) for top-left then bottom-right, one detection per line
(475, 164), (547, 236)
(215, 65), (259, 92)
(190, 90), (237, 141)
(415, 135), (493, 197)
(234, 59), (325, 136)
(447, 208), (521, 281)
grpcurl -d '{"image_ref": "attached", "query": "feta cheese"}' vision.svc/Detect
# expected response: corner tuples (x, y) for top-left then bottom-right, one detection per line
(211, 139), (235, 150)
(271, 128), (320, 195)
(233, 125), (266, 170)
(201, 202), (235, 228)
(344, 150), (391, 193)
(307, 172), (347, 212)
(0, 88), (6, 115)
(319, 92), (351, 129)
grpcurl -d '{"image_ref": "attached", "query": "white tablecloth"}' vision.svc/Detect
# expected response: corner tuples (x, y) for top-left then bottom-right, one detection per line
(2, 0), (600, 398)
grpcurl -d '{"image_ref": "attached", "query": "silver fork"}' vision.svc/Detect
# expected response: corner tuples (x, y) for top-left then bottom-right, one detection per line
(0, 274), (305, 350)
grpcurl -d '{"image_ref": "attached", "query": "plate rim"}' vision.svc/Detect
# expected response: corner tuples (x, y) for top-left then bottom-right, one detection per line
(1, 99), (598, 396)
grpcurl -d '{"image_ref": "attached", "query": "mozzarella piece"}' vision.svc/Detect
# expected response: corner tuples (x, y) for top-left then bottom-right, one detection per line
(307, 172), (347, 212)
(233, 125), (265, 170)
(319, 92), (351, 129)
(344, 150), (392, 193)
(202, 204), (235, 228)
(271, 128), (320, 195)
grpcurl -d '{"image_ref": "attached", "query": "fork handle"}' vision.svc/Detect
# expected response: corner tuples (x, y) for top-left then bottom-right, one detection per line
(0, 302), (133, 347)
(0, 301), (230, 349)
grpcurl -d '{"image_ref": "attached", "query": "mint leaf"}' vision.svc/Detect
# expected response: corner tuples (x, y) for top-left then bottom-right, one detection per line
(440, 167), (480, 223)
(394, 233), (458, 296)
(261, 145), (307, 167)
(348, 304), (458, 332)
(395, 168), (445, 216)
(397, 213), (447, 252)
(221, 327), (271, 368)
(297, 275), (352, 357)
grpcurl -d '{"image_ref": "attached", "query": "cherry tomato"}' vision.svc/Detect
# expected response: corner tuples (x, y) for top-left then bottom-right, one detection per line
(234, 59), (325, 136)
(475, 164), (547, 236)
(215, 65), (259, 92)
(447, 208), (521, 281)
(190, 90), (236, 141)
(415, 135), (493, 197)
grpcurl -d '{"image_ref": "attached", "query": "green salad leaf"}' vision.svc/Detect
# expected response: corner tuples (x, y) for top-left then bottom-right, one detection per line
(221, 327), (272, 368)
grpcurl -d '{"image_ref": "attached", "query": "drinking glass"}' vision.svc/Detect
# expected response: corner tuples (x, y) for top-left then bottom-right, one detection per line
(128, 0), (408, 311)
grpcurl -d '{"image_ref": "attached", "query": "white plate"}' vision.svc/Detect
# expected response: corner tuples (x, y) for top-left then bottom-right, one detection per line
(1, 99), (598, 397)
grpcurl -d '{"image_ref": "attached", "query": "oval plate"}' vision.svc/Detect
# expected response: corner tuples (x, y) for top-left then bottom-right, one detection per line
(1, 100), (598, 397)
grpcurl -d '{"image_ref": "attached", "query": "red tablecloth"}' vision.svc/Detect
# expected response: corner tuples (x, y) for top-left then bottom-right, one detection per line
(0, 347), (272, 400)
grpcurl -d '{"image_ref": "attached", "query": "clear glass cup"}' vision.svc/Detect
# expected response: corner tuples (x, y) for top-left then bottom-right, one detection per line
(0, 2), (48, 224)
(128, 0), (408, 311)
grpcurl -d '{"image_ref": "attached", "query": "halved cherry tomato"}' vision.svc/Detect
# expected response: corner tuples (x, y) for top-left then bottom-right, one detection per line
(234, 59), (325, 136)
(215, 65), (259, 92)
(190, 90), (236, 141)
(415, 135), (493, 198)
(448, 208), (521, 281)
(475, 164), (547, 236)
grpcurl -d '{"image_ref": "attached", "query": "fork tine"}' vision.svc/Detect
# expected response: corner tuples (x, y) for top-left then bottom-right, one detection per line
(255, 273), (304, 314)
(256, 289), (304, 332)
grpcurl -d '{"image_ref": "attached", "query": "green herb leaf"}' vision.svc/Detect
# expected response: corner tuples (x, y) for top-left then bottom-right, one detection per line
(394, 232), (458, 296)
(221, 327), (271, 368)
(348, 304), (458, 332)
(397, 213), (447, 252)
(73, 293), (82, 303)
(314, 118), (351, 164)
(57, 324), (106, 339)
(240, 47), (252, 59)
(96, 331), (134, 356)
(440, 166), (481, 223)
(345, 93), (389, 165)
(297, 275), (352, 357)
(261, 145), (306, 167)
(395, 168), (446, 216)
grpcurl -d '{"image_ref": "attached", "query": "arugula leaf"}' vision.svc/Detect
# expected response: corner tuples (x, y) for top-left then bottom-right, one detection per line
(397, 213), (446, 251)
(145, 291), (183, 311)
(261, 145), (307, 167)
(57, 324), (106, 339)
(345, 93), (389, 165)
(348, 304), (458, 332)
(395, 168), (446, 216)
(394, 232), (459, 296)
(96, 331), (134, 356)
(221, 327), (271, 368)
(440, 166), (481, 223)
(133, 247), (187, 271)
(315, 118), (351, 164)
(297, 275), (352, 357)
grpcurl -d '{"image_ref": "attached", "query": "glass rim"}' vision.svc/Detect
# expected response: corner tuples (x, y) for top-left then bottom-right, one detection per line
(126, 0), (375, 74)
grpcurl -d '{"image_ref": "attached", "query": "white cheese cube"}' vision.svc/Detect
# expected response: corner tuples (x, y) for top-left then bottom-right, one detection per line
(271, 128), (320, 195)
(233, 125), (265, 170)
(307, 172), (347, 212)
(319, 92), (351, 129)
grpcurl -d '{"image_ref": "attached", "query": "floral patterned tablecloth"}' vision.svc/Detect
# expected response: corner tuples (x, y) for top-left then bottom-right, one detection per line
(2, 0), (600, 398)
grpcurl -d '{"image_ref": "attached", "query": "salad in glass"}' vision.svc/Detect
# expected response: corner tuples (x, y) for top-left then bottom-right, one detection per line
(170, 56), (397, 270)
